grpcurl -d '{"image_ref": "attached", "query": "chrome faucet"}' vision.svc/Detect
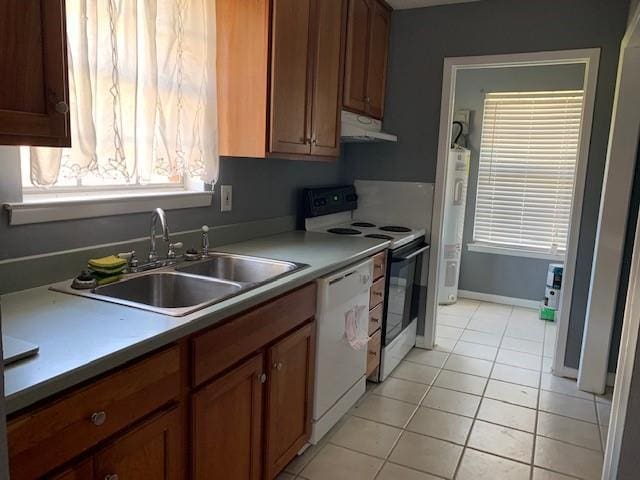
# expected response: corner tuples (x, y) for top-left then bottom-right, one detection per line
(149, 208), (170, 262)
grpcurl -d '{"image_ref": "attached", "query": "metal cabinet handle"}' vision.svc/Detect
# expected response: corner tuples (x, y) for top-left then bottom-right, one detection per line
(91, 411), (107, 426)
(273, 362), (283, 371)
(258, 373), (267, 384)
(104, 475), (119, 480)
(55, 101), (69, 114)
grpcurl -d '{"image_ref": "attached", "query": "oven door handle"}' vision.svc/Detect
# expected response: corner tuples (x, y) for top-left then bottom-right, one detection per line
(392, 245), (431, 261)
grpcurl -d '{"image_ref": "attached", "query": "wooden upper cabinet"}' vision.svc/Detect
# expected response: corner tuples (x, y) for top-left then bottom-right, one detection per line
(218, 0), (346, 160)
(0, 0), (70, 147)
(216, 0), (269, 158)
(94, 408), (183, 480)
(343, 0), (373, 115)
(265, 323), (316, 479)
(343, 0), (391, 119)
(192, 354), (265, 480)
(310, 0), (347, 157)
(365, 0), (391, 118)
(269, 0), (314, 156)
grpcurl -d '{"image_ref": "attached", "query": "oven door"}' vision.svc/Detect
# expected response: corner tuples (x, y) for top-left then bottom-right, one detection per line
(383, 239), (430, 347)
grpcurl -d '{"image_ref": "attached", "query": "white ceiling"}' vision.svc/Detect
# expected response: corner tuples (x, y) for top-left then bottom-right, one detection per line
(387, 0), (481, 9)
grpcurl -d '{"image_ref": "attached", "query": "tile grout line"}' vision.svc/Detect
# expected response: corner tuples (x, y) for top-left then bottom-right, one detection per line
(296, 302), (601, 480)
(450, 303), (511, 479)
(371, 344), (453, 480)
(529, 318), (545, 480)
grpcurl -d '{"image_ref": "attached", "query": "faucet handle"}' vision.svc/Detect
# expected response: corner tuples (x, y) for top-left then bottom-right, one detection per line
(167, 242), (183, 259)
(118, 250), (139, 269)
(201, 225), (210, 257)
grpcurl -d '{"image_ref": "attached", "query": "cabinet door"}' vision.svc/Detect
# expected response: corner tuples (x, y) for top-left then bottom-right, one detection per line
(94, 407), (183, 480)
(365, 0), (390, 119)
(192, 354), (265, 480)
(343, 0), (373, 115)
(0, 0), (70, 147)
(309, 0), (346, 158)
(269, 0), (313, 156)
(265, 323), (316, 479)
(50, 459), (93, 480)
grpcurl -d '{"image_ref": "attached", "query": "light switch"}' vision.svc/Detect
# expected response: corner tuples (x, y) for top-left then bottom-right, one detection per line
(220, 185), (232, 212)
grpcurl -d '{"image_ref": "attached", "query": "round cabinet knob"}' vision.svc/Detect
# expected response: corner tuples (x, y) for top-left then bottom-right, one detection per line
(258, 373), (267, 384)
(55, 101), (69, 114)
(91, 411), (107, 426)
(273, 362), (283, 371)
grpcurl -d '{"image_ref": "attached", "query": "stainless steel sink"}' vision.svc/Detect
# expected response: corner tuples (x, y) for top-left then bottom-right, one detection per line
(70, 272), (242, 316)
(52, 253), (308, 317)
(176, 253), (304, 284)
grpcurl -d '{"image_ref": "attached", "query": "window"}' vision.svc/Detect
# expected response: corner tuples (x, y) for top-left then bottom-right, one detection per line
(472, 90), (585, 256)
(21, 0), (218, 196)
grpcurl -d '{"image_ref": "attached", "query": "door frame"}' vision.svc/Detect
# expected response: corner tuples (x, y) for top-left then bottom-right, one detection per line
(578, 5), (640, 395)
(423, 49), (600, 383)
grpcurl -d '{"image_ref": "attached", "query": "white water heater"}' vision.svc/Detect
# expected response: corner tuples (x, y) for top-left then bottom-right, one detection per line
(438, 147), (471, 305)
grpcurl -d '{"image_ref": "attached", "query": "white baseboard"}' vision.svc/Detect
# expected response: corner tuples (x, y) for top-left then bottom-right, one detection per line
(457, 290), (540, 309)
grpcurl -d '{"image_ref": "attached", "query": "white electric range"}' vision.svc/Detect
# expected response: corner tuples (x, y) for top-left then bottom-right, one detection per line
(303, 184), (431, 386)
(305, 211), (425, 248)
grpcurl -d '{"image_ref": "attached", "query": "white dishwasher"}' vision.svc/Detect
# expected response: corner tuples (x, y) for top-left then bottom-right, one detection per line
(310, 258), (373, 444)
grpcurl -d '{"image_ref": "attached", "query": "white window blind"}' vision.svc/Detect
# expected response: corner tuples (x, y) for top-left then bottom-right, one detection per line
(473, 90), (585, 255)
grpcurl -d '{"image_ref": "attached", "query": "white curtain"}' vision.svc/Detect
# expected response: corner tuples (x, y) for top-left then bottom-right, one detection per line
(30, 0), (219, 187)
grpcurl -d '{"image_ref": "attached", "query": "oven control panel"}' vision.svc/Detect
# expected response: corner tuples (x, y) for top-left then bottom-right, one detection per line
(303, 185), (358, 218)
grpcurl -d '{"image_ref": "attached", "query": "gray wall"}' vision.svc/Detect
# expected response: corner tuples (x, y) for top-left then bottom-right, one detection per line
(454, 64), (585, 301)
(0, 151), (347, 261)
(342, 0), (630, 370)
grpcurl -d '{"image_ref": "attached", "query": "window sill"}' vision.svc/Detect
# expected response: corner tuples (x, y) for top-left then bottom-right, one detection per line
(467, 243), (564, 261)
(5, 189), (213, 225)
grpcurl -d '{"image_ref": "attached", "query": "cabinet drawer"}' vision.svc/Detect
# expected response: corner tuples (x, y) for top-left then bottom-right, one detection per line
(366, 330), (381, 378)
(369, 277), (385, 309)
(8, 346), (181, 480)
(193, 283), (316, 387)
(368, 303), (383, 336)
(372, 251), (387, 280)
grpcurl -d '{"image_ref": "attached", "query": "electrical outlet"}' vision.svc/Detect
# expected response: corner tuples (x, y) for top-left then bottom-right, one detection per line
(220, 185), (232, 212)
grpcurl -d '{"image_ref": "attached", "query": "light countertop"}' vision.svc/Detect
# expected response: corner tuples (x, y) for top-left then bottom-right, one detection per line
(1, 231), (389, 415)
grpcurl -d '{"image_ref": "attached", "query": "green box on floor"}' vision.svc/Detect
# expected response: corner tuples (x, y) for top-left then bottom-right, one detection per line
(540, 305), (556, 322)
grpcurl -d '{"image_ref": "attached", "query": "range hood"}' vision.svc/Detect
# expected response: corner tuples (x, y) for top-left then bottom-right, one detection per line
(340, 110), (398, 143)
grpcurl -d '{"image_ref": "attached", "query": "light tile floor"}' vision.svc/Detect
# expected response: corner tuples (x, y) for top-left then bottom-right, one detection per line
(280, 299), (612, 480)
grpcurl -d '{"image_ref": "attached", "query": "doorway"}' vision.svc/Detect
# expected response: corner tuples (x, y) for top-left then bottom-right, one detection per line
(423, 50), (600, 382)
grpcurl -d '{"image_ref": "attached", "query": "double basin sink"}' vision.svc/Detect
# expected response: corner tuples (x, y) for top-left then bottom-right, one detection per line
(60, 253), (308, 316)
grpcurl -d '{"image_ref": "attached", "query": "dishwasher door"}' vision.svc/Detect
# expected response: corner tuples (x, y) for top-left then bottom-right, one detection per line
(312, 259), (373, 440)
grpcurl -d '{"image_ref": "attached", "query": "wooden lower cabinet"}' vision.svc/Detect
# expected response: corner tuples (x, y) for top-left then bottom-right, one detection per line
(9, 284), (318, 480)
(192, 354), (265, 480)
(51, 459), (93, 480)
(50, 407), (182, 480)
(95, 407), (182, 480)
(265, 323), (316, 479)
(192, 322), (316, 480)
